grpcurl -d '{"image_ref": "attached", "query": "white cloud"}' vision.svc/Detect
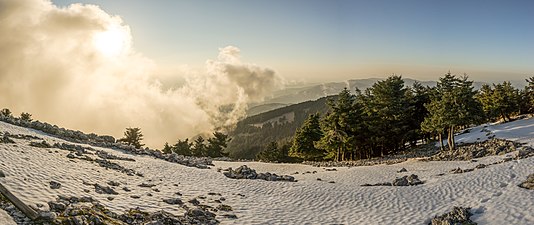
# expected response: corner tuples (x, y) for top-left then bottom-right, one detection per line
(0, 0), (283, 147)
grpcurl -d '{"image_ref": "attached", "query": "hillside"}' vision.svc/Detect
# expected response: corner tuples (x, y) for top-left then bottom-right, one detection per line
(227, 96), (333, 159)
(1, 118), (533, 224)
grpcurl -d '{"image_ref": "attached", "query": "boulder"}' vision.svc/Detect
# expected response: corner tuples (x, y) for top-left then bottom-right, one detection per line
(49, 181), (61, 189)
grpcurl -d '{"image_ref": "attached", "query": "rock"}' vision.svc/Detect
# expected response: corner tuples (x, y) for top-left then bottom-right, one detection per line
(29, 140), (52, 148)
(48, 201), (66, 212)
(0, 170), (5, 177)
(94, 184), (118, 195)
(429, 206), (475, 225)
(407, 174), (423, 185)
(397, 168), (408, 173)
(450, 167), (464, 174)
(188, 198), (200, 206)
(163, 198), (183, 205)
(216, 204), (232, 211)
(475, 164), (486, 169)
(50, 181), (61, 189)
(138, 183), (156, 188)
(107, 181), (120, 186)
(123, 187), (132, 192)
(518, 173), (534, 190)
(39, 211), (57, 221)
(392, 176), (409, 186)
(130, 195), (141, 199)
(222, 214), (238, 219)
(223, 165), (295, 182)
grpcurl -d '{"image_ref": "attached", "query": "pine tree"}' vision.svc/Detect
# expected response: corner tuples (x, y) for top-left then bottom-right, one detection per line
(20, 112), (32, 122)
(256, 141), (285, 162)
(525, 77), (534, 114)
(118, 127), (144, 149)
(162, 142), (172, 154)
(192, 136), (206, 157)
(423, 73), (482, 151)
(206, 132), (231, 157)
(290, 113), (324, 160)
(363, 75), (410, 156)
(0, 108), (12, 118)
(406, 82), (431, 145)
(316, 88), (357, 161)
(173, 138), (193, 156)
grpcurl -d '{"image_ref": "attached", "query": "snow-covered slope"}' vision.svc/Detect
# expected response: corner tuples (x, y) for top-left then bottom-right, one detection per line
(1, 118), (533, 224)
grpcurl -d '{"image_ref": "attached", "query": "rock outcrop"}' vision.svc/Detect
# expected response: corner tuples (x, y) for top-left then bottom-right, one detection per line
(223, 165), (296, 182)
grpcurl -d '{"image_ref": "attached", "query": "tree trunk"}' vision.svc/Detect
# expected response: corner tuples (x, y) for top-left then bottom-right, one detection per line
(447, 127), (453, 151)
(451, 126), (455, 150)
(438, 133), (444, 151)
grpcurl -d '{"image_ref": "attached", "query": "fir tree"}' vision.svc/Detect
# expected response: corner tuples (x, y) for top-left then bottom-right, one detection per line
(206, 132), (231, 157)
(290, 113), (324, 160)
(192, 136), (207, 157)
(118, 127), (144, 149)
(173, 138), (193, 156)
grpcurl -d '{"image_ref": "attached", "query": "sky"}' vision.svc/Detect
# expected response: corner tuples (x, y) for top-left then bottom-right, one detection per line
(1, 0), (533, 148)
(50, 0), (534, 83)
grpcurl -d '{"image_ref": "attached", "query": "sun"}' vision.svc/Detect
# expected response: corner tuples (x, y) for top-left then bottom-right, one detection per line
(93, 26), (128, 57)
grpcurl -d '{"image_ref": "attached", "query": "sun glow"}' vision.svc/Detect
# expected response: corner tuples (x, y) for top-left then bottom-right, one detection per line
(93, 26), (129, 57)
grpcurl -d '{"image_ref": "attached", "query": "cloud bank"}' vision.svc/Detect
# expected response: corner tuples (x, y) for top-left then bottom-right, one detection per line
(0, 0), (283, 147)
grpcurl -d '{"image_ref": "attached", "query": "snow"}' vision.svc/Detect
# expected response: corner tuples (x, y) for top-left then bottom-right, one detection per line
(0, 208), (16, 225)
(0, 117), (533, 224)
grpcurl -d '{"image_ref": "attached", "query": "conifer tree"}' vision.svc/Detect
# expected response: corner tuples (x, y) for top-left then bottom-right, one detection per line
(290, 113), (324, 160)
(119, 127), (144, 149)
(316, 88), (357, 161)
(173, 138), (193, 156)
(206, 132), (231, 157)
(192, 136), (207, 157)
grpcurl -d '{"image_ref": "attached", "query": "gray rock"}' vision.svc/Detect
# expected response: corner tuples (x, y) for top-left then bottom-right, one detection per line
(94, 184), (118, 195)
(48, 201), (66, 212)
(398, 168), (408, 173)
(50, 181), (61, 189)
(0, 170), (5, 177)
(429, 206), (475, 225)
(518, 173), (534, 190)
(162, 198), (183, 205)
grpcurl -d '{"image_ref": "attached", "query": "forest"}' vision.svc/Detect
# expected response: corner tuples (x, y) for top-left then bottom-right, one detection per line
(225, 73), (534, 162)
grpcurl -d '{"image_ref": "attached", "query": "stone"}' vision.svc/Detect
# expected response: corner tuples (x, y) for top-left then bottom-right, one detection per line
(107, 181), (120, 186)
(397, 168), (408, 173)
(0, 170), (5, 177)
(138, 183), (156, 188)
(163, 198), (183, 205)
(216, 204), (232, 211)
(94, 184), (118, 195)
(430, 206), (475, 225)
(50, 181), (61, 189)
(518, 173), (534, 190)
(392, 176), (409, 186)
(188, 198), (200, 206)
(48, 201), (66, 212)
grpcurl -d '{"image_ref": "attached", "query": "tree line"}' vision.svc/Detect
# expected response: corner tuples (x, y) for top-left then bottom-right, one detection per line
(281, 73), (534, 162)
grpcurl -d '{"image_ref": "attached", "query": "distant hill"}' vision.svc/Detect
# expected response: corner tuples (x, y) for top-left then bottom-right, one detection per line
(227, 96), (333, 159)
(246, 103), (289, 117)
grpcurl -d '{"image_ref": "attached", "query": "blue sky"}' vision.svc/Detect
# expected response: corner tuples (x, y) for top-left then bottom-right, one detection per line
(52, 0), (534, 83)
